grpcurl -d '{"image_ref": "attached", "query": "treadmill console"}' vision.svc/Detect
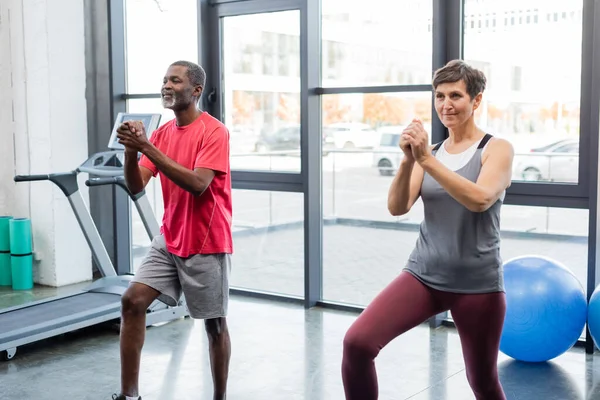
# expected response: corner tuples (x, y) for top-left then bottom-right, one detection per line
(78, 151), (126, 177)
(78, 113), (162, 176)
(107, 112), (162, 151)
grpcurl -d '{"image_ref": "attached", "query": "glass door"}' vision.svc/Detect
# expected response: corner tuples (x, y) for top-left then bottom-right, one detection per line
(214, 3), (305, 298)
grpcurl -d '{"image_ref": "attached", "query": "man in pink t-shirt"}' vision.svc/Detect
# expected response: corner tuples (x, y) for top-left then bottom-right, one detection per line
(113, 60), (232, 400)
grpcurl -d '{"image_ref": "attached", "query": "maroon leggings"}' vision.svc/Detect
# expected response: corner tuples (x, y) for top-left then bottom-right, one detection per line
(342, 272), (507, 400)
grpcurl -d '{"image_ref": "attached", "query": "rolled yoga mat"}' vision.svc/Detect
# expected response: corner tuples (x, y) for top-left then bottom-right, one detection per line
(0, 216), (12, 286)
(9, 218), (33, 290)
(11, 255), (33, 291)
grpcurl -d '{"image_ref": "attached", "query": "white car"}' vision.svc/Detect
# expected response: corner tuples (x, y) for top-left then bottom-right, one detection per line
(372, 131), (403, 176)
(323, 122), (379, 149)
(512, 139), (579, 182)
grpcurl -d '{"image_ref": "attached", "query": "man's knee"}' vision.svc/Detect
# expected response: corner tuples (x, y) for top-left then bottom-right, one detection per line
(121, 283), (159, 315)
(205, 317), (228, 341)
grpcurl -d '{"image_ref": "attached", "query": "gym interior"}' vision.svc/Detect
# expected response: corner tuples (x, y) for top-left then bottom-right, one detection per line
(2, 0), (600, 399)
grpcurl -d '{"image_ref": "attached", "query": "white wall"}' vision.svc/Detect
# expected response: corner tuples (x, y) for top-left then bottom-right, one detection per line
(0, 0), (16, 216)
(0, 0), (91, 286)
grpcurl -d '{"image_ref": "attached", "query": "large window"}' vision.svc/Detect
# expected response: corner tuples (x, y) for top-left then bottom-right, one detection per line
(321, 92), (427, 305)
(500, 205), (588, 292)
(321, 92), (432, 221)
(230, 189), (304, 297)
(124, 0), (198, 93)
(127, 99), (172, 268)
(222, 11), (301, 172)
(463, 0), (584, 185)
(321, 0), (433, 87)
(320, 0), (434, 305)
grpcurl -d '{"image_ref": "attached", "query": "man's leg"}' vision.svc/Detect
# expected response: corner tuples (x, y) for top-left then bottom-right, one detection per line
(120, 283), (161, 397)
(177, 253), (232, 400)
(205, 317), (231, 400)
(118, 235), (182, 398)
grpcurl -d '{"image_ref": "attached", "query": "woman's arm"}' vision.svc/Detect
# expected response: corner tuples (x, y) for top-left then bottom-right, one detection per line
(387, 158), (425, 216)
(418, 138), (514, 212)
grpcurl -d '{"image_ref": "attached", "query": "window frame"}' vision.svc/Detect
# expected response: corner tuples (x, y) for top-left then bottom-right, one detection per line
(460, 0), (596, 209)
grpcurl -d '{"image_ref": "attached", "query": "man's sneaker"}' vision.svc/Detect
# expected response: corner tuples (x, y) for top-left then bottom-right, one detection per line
(112, 394), (141, 400)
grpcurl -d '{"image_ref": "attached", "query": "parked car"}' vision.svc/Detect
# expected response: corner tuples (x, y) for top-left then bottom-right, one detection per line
(372, 131), (403, 176)
(323, 122), (379, 149)
(229, 126), (259, 154)
(254, 125), (300, 154)
(253, 124), (330, 155)
(512, 139), (579, 182)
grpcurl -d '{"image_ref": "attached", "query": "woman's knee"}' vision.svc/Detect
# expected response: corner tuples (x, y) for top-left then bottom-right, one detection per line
(466, 367), (504, 399)
(343, 323), (378, 361)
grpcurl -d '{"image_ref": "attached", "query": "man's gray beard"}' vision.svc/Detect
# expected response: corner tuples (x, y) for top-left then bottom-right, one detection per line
(161, 95), (176, 108)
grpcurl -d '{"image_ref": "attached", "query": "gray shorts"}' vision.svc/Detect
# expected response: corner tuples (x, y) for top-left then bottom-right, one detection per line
(132, 235), (231, 320)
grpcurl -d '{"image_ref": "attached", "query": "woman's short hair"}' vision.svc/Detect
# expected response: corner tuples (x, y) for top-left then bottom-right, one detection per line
(432, 59), (486, 99)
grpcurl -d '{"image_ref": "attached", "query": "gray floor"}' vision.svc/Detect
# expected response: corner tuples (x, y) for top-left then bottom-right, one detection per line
(1, 295), (600, 400)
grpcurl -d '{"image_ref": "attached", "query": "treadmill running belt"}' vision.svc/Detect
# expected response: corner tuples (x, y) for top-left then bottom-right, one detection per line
(0, 292), (121, 334)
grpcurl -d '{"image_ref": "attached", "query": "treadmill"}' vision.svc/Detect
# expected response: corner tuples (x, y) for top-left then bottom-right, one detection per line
(0, 113), (188, 361)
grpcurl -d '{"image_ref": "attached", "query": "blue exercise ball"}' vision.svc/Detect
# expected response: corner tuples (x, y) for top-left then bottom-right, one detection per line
(588, 284), (600, 350)
(500, 255), (587, 363)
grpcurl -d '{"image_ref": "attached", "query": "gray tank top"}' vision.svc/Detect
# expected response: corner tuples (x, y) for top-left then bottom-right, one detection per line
(404, 133), (504, 293)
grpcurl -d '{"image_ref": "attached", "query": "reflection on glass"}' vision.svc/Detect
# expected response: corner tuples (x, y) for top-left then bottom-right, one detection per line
(321, 0), (433, 87)
(323, 202), (588, 306)
(321, 92), (432, 222)
(126, 98), (172, 218)
(321, 92), (431, 305)
(229, 190), (304, 297)
(499, 205), (588, 297)
(463, 0), (583, 184)
(125, 0), (198, 93)
(323, 222), (424, 306)
(222, 11), (301, 172)
(131, 199), (158, 272)
(501, 205), (588, 237)
(127, 99), (169, 270)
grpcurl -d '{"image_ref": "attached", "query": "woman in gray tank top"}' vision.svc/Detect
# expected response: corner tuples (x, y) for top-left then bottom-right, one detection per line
(342, 60), (514, 400)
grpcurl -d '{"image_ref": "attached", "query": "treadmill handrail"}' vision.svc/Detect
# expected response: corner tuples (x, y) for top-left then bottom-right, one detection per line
(14, 171), (79, 197)
(14, 174), (51, 182)
(14, 171), (118, 278)
(86, 177), (161, 238)
(15, 171), (76, 181)
(77, 166), (126, 177)
(85, 176), (141, 198)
